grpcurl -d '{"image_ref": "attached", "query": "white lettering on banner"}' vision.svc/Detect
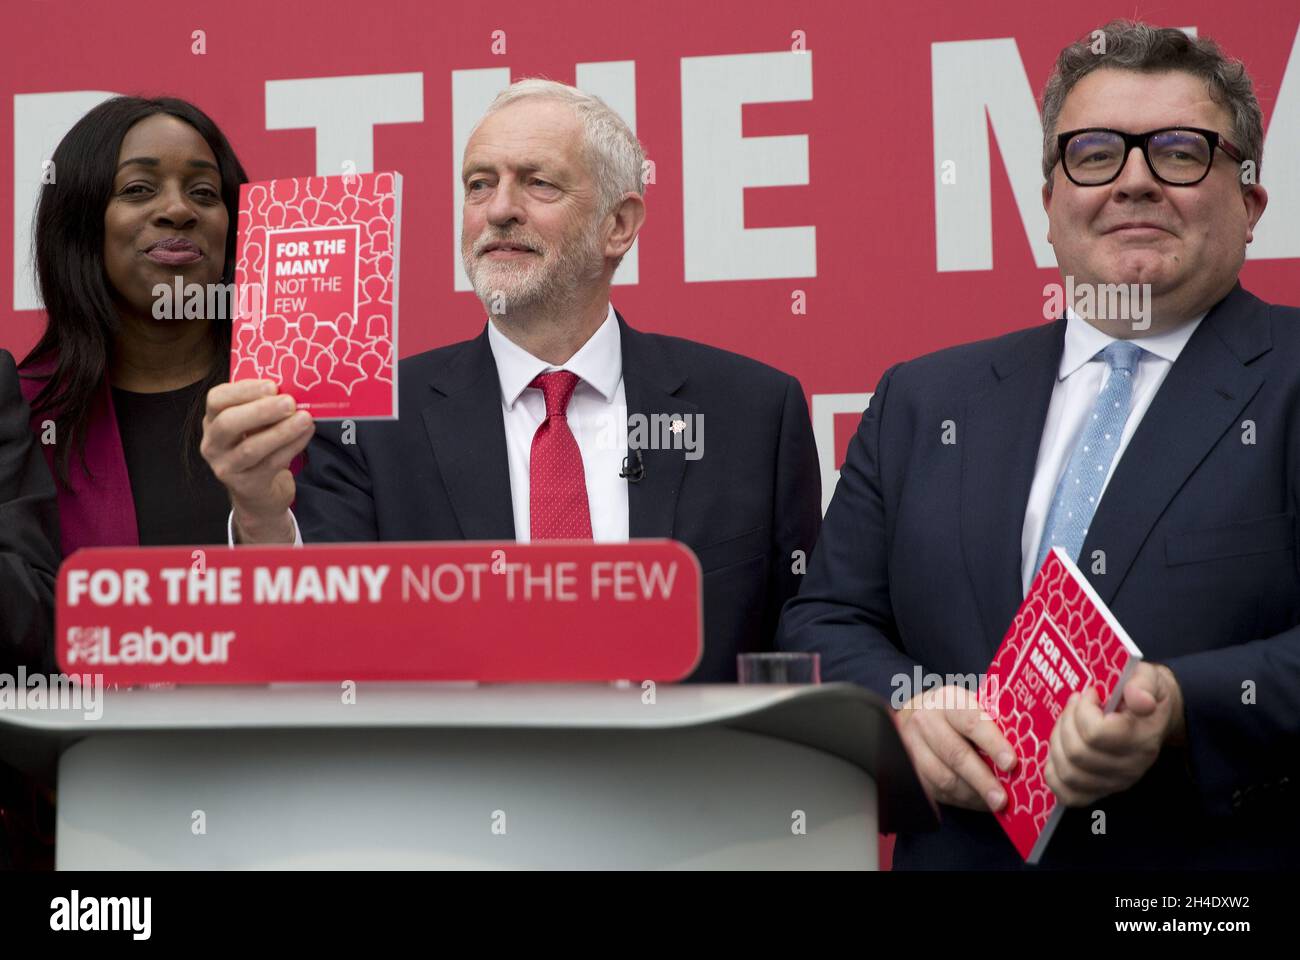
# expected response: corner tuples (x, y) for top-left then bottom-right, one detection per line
(451, 66), (511, 293)
(930, 26), (1300, 268)
(575, 59), (640, 285)
(1252, 26), (1300, 258)
(12, 30), (1300, 310)
(501, 562), (579, 601)
(811, 392), (872, 515)
(252, 565), (389, 603)
(13, 91), (116, 310)
(401, 562), (489, 602)
(590, 561), (677, 600)
(264, 72), (424, 175)
(65, 569), (151, 606)
(681, 51), (816, 281)
(158, 566), (242, 605)
(65, 627), (234, 666)
(399, 561), (680, 602)
(931, 38), (1053, 271)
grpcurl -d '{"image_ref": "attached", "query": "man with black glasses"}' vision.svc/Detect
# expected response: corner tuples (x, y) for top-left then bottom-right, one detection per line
(781, 20), (1299, 869)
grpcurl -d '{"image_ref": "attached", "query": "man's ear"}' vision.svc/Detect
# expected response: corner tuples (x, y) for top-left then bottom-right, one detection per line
(1242, 184), (1268, 244)
(605, 192), (646, 260)
(1042, 181), (1055, 246)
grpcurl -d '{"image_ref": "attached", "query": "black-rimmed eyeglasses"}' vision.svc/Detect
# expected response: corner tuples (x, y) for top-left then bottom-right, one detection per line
(1056, 127), (1244, 186)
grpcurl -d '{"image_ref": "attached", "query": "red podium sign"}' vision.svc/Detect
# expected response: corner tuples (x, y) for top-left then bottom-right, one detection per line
(56, 541), (702, 684)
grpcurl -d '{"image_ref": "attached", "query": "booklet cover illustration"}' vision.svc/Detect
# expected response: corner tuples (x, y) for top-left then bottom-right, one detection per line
(231, 171), (401, 419)
(979, 548), (1143, 863)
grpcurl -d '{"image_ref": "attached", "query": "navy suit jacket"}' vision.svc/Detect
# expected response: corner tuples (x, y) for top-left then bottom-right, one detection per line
(294, 313), (821, 682)
(780, 285), (1300, 869)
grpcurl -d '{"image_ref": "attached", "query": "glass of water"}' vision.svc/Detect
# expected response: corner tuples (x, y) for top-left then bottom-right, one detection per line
(737, 652), (821, 684)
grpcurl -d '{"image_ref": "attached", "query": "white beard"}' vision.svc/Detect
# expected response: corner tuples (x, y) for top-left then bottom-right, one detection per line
(463, 221), (606, 317)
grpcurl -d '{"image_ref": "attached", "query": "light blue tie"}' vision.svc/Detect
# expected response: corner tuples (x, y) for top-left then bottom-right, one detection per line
(1034, 340), (1144, 573)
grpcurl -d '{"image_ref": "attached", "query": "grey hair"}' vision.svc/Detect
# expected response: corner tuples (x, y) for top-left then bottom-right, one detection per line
(1041, 20), (1263, 189)
(477, 77), (645, 216)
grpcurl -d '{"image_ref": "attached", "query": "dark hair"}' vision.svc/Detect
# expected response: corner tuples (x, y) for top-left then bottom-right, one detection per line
(20, 96), (247, 486)
(1041, 20), (1263, 189)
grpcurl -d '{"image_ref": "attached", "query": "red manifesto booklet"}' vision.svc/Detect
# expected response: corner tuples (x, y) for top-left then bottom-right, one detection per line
(977, 547), (1143, 863)
(231, 171), (401, 419)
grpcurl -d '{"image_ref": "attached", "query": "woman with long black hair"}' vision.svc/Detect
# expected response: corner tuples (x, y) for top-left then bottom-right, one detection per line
(4, 96), (253, 870)
(20, 96), (248, 554)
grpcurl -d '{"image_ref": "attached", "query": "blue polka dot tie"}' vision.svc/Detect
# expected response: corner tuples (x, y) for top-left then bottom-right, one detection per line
(1034, 340), (1144, 574)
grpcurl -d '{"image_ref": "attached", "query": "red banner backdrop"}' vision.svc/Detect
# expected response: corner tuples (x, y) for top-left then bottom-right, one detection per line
(3, 1), (1298, 501)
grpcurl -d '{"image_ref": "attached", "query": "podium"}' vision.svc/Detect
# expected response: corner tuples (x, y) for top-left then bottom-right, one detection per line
(0, 682), (935, 869)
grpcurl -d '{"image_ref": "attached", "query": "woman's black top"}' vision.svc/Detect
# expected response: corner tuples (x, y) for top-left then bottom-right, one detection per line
(111, 380), (230, 546)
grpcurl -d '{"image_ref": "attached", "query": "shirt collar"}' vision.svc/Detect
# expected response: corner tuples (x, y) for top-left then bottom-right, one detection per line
(487, 303), (622, 409)
(1059, 306), (1206, 380)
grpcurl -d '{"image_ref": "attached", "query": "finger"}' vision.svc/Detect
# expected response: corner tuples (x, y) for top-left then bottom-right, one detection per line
(210, 394), (305, 448)
(923, 714), (1008, 811)
(205, 380), (277, 422)
(1070, 690), (1135, 755)
(926, 683), (1017, 777)
(1049, 750), (1115, 802)
(1044, 755), (1083, 806)
(249, 421), (315, 476)
(1044, 748), (1106, 806)
(1121, 668), (1160, 715)
(1056, 701), (1137, 777)
(905, 723), (988, 810)
(952, 704), (1018, 773)
(920, 682), (971, 712)
(217, 411), (313, 478)
(1070, 690), (1102, 735)
(1052, 714), (1131, 802)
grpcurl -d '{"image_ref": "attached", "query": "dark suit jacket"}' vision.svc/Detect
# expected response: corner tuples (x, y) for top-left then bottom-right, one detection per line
(780, 284), (1300, 869)
(0, 349), (59, 675)
(0, 350), (58, 871)
(294, 312), (821, 681)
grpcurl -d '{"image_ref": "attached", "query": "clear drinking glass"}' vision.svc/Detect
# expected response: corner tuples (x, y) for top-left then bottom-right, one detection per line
(737, 652), (821, 684)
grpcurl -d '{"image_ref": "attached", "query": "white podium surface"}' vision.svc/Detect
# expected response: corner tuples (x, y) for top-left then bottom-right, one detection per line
(0, 682), (933, 870)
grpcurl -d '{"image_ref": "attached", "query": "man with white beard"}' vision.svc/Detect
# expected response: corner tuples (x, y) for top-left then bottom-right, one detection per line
(202, 79), (821, 680)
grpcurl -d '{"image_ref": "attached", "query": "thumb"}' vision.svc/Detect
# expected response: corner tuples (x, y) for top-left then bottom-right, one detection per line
(1121, 666), (1162, 716)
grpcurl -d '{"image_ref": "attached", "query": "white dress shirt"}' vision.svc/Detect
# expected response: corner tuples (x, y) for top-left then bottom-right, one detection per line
(229, 303), (629, 546)
(1019, 309), (1205, 595)
(488, 303), (629, 542)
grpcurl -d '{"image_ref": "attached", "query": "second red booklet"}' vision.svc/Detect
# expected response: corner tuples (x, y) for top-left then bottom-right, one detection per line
(231, 171), (401, 419)
(977, 548), (1143, 864)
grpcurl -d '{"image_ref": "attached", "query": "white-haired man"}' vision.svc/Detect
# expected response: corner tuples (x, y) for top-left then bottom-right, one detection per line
(202, 80), (820, 680)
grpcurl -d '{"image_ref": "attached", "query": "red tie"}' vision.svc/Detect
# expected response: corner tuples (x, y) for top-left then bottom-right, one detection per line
(529, 371), (593, 540)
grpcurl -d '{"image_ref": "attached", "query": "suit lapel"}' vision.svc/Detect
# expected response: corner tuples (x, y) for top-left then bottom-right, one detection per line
(420, 328), (516, 540)
(618, 314), (695, 538)
(1079, 286), (1269, 606)
(961, 320), (1065, 654)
